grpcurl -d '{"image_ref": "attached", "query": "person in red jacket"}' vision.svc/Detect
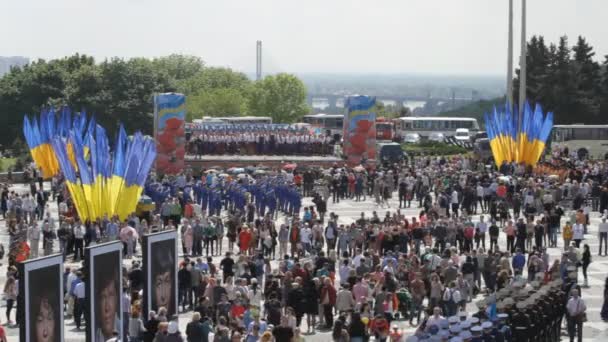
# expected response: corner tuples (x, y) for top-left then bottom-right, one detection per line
(320, 278), (336, 329)
(370, 313), (389, 341)
(238, 226), (252, 255)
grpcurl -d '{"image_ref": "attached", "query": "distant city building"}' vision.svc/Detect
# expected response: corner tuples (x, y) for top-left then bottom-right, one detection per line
(0, 56), (29, 76)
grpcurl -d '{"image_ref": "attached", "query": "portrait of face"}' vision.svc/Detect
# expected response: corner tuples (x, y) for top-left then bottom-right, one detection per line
(35, 298), (55, 342)
(92, 248), (121, 342)
(154, 270), (172, 310)
(148, 236), (176, 317)
(99, 281), (117, 337)
(27, 262), (61, 342)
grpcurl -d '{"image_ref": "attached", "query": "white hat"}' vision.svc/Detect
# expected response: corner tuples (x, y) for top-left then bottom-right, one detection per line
(168, 321), (179, 334)
(439, 330), (450, 338)
(459, 331), (472, 339)
(481, 321), (493, 330)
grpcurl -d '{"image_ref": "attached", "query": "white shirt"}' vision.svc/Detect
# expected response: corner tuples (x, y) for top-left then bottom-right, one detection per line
(427, 315), (445, 328)
(566, 297), (586, 316)
(598, 222), (608, 233)
(74, 282), (86, 299)
(573, 224), (585, 240)
(451, 191), (459, 204)
(300, 227), (312, 244)
(477, 222), (488, 234)
(352, 254), (363, 268)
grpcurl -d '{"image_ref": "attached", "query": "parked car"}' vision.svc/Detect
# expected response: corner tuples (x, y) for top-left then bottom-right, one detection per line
(403, 133), (421, 144)
(455, 128), (471, 142)
(377, 142), (405, 165)
(428, 132), (445, 143)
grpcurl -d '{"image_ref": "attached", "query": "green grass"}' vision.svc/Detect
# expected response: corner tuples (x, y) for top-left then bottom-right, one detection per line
(0, 157), (16, 172)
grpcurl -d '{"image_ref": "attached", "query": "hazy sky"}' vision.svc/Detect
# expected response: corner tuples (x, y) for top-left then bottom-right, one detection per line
(2, 0), (606, 75)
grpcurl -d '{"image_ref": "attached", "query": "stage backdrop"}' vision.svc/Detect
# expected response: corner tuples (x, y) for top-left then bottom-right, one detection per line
(85, 242), (123, 342)
(143, 230), (178, 322)
(154, 93), (186, 175)
(19, 254), (64, 342)
(343, 96), (377, 166)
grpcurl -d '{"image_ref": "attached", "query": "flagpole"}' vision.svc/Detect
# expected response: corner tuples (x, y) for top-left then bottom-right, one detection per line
(507, 0), (514, 106)
(518, 0), (527, 125)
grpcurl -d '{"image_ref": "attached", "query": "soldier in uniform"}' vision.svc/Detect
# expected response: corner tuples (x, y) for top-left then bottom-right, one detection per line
(481, 321), (496, 342)
(511, 302), (531, 342)
(471, 325), (484, 342)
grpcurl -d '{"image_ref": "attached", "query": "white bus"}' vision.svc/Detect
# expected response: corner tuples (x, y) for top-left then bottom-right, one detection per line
(551, 124), (608, 159)
(302, 113), (344, 136)
(191, 116), (273, 125)
(394, 116), (480, 138)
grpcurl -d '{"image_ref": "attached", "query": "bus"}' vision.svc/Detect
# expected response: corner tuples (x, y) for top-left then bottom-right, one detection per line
(302, 113), (344, 137)
(393, 116), (479, 138)
(191, 116), (273, 125)
(376, 117), (395, 141)
(551, 124), (608, 159)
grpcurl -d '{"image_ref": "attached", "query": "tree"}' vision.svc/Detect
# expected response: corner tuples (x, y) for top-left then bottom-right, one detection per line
(600, 55), (608, 118)
(513, 35), (550, 104)
(177, 67), (250, 95)
(187, 88), (247, 120)
(248, 73), (308, 123)
(572, 36), (601, 122)
(398, 106), (412, 117)
(153, 54), (204, 90)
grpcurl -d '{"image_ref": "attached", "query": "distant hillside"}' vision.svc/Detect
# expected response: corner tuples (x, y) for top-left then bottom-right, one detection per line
(439, 97), (505, 126)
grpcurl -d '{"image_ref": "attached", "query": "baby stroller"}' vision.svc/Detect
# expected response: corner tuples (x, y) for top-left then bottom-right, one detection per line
(395, 287), (412, 320)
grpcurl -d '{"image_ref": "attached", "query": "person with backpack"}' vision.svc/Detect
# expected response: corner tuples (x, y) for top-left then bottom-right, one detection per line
(442, 281), (461, 317)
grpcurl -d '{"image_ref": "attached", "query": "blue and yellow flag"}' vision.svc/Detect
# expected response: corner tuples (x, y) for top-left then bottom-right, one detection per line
(484, 101), (553, 167)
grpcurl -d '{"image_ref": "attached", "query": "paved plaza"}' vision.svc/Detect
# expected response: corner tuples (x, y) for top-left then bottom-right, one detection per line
(2, 182), (608, 341)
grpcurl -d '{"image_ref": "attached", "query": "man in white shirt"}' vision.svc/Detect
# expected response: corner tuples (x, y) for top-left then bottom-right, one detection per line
(566, 289), (586, 342)
(476, 215), (488, 249)
(476, 184), (485, 213)
(426, 306), (445, 330)
(73, 280), (86, 330)
(300, 224), (312, 255)
(451, 190), (460, 217)
(572, 223), (585, 248)
(598, 217), (608, 256)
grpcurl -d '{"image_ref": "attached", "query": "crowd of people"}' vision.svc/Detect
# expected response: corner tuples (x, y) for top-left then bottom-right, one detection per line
(186, 125), (335, 156)
(2, 153), (608, 341)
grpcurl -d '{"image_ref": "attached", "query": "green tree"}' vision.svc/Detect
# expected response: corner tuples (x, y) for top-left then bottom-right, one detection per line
(97, 57), (171, 135)
(513, 35), (551, 104)
(600, 55), (608, 118)
(248, 73), (308, 123)
(187, 88), (247, 120)
(572, 36), (601, 122)
(178, 67), (250, 95)
(153, 54), (205, 90)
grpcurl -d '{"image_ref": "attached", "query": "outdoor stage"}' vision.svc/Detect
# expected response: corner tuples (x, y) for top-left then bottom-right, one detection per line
(185, 154), (343, 169)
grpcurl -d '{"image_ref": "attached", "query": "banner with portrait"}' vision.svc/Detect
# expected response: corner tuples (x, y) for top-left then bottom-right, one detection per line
(344, 95), (377, 166)
(154, 93), (186, 175)
(143, 230), (178, 321)
(85, 242), (123, 342)
(19, 254), (64, 342)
